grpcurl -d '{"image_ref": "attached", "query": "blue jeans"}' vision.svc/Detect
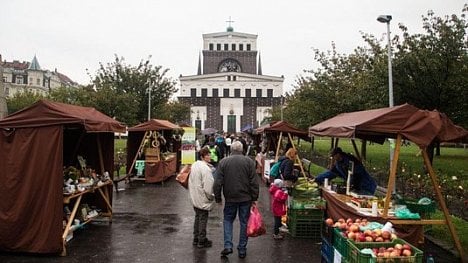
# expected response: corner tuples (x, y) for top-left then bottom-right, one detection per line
(223, 201), (251, 253)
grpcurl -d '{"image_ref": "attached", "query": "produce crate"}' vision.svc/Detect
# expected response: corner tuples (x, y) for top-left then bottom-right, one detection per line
(321, 237), (334, 263)
(347, 238), (423, 263)
(396, 198), (436, 219)
(333, 228), (351, 260)
(288, 207), (325, 222)
(288, 219), (322, 239)
(290, 197), (326, 210)
(291, 187), (321, 198)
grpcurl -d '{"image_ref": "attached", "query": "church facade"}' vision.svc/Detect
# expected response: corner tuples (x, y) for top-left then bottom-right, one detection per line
(178, 26), (283, 133)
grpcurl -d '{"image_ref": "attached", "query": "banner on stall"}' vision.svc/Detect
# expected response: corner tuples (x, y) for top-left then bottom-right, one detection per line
(181, 127), (196, 164)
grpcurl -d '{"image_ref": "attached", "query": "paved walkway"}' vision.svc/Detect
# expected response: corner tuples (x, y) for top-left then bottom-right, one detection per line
(0, 175), (321, 263)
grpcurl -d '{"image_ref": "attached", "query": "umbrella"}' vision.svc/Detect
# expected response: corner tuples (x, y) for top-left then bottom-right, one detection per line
(201, 127), (217, 135)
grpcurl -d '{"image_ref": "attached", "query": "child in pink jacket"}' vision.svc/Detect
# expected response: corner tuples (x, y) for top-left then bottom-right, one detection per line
(269, 179), (288, 239)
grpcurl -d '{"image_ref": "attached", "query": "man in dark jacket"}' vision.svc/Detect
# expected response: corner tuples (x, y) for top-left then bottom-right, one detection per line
(213, 141), (259, 259)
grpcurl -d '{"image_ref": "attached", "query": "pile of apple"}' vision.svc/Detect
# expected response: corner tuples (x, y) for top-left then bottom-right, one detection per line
(324, 217), (397, 243)
(371, 243), (413, 258)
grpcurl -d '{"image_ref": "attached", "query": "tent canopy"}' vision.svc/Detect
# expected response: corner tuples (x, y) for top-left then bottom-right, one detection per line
(256, 120), (310, 141)
(127, 119), (180, 132)
(0, 99), (126, 132)
(309, 103), (467, 147)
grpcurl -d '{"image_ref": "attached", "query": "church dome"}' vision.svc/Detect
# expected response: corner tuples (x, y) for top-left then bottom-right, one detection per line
(226, 26), (234, 32)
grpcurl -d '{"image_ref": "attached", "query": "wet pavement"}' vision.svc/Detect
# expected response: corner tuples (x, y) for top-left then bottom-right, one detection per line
(0, 176), (321, 263)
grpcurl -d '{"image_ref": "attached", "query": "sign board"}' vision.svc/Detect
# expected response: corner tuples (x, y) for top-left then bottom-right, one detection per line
(181, 127), (196, 164)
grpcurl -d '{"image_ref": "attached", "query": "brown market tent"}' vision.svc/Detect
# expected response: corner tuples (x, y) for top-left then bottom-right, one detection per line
(256, 120), (310, 177)
(309, 104), (467, 258)
(0, 100), (125, 254)
(126, 119), (181, 183)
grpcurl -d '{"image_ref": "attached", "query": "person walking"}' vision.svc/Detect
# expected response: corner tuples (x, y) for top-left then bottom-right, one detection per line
(269, 179), (288, 240)
(213, 141), (259, 259)
(188, 148), (215, 248)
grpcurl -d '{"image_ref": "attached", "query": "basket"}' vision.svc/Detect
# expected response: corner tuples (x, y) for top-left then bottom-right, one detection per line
(288, 219), (322, 239)
(347, 238), (423, 263)
(333, 228), (351, 260)
(288, 207), (325, 222)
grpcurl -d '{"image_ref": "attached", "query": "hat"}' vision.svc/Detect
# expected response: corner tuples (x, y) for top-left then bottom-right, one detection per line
(273, 179), (283, 188)
(330, 147), (343, 156)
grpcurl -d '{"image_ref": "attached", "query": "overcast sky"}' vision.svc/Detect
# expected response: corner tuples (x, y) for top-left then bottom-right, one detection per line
(0, 0), (465, 94)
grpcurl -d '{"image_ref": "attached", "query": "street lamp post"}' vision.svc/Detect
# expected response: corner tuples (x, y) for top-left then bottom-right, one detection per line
(377, 14), (395, 190)
(377, 15), (394, 107)
(147, 79), (152, 121)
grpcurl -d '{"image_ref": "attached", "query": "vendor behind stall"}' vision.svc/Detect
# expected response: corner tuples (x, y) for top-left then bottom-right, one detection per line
(314, 147), (377, 195)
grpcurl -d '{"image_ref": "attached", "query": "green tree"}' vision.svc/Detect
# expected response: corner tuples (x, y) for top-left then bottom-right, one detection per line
(6, 90), (44, 114)
(91, 55), (177, 126)
(393, 6), (468, 126)
(161, 101), (190, 124)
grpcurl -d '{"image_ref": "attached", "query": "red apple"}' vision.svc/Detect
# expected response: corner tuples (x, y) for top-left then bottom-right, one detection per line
(373, 229), (382, 237)
(334, 222), (341, 228)
(365, 236), (373, 242)
(378, 247), (386, 253)
(325, 218), (334, 227)
(386, 247), (394, 252)
(390, 251), (399, 257)
(347, 232), (356, 240)
(394, 244), (403, 250)
(402, 249), (412, 256)
(364, 230), (372, 236)
(377, 252), (384, 257)
(402, 244), (411, 250)
(355, 218), (361, 223)
(393, 249), (401, 256)
(346, 218), (353, 224)
(339, 223), (347, 230)
(358, 233), (366, 242)
(338, 218), (345, 223)
(375, 237), (384, 242)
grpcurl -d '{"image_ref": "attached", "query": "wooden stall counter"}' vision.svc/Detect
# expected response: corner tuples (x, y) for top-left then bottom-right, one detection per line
(145, 154), (177, 183)
(62, 180), (113, 256)
(322, 188), (426, 246)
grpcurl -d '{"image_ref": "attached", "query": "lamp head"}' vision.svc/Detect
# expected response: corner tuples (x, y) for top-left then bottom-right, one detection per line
(377, 15), (392, 23)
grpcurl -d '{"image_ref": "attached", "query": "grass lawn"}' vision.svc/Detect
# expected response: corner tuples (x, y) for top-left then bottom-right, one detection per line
(300, 138), (467, 254)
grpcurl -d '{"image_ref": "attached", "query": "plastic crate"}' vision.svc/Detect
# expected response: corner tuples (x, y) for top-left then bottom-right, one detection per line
(288, 207), (325, 222)
(333, 228), (350, 260)
(347, 238), (423, 263)
(321, 237), (334, 263)
(397, 198), (436, 219)
(288, 219), (322, 239)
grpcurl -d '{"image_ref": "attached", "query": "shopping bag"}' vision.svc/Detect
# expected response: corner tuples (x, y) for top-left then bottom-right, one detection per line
(247, 204), (266, 237)
(175, 164), (191, 189)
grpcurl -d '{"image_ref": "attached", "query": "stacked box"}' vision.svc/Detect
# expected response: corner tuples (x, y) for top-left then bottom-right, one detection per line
(347, 238), (423, 263)
(321, 237), (334, 263)
(288, 207), (324, 240)
(332, 228), (350, 260)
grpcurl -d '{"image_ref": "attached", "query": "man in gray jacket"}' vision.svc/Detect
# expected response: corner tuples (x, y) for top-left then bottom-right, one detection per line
(213, 141), (259, 258)
(188, 147), (215, 248)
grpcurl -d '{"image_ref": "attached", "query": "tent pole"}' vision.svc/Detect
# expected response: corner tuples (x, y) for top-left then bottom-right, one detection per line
(422, 149), (464, 260)
(351, 139), (361, 160)
(97, 134), (105, 175)
(275, 132), (283, 161)
(383, 134), (401, 218)
(288, 132), (306, 178)
(128, 131), (149, 177)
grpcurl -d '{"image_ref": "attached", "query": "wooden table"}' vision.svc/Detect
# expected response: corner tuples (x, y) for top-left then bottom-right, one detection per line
(321, 189), (434, 246)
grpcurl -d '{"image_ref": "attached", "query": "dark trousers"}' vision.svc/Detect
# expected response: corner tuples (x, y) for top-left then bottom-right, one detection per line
(274, 216), (282, 235)
(193, 206), (209, 243)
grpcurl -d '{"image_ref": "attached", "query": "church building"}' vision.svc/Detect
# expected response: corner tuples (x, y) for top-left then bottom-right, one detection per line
(178, 24), (284, 133)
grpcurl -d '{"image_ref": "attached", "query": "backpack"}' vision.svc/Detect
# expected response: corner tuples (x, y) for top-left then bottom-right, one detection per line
(269, 159), (283, 179)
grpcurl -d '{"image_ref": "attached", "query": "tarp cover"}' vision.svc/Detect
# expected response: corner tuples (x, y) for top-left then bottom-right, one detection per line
(0, 100), (126, 132)
(309, 104), (467, 147)
(127, 119), (180, 132)
(256, 120), (310, 141)
(0, 100), (124, 253)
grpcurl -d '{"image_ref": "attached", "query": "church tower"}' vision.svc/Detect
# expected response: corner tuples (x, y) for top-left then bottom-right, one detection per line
(178, 22), (283, 133)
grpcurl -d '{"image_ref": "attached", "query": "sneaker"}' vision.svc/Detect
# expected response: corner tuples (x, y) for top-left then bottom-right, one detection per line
(220, 248), (233, 256)
(273, 234), (284, 240)
(279, 225), (289, 233)
(197, 239), (212, 248)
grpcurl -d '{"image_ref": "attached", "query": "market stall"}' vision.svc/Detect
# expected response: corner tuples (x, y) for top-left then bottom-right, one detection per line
(255, 120), (310, 183)
(126, 119), (182, 183)
(0, 100), (125, 255)
(309, 103), (467, 258)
